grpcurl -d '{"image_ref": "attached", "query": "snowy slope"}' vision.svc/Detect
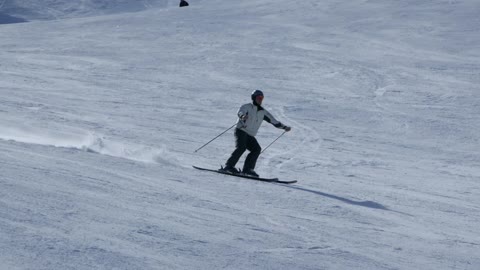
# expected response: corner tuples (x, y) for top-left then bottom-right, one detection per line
(0, 0), (180, 22)
(1, 0), (479, 269)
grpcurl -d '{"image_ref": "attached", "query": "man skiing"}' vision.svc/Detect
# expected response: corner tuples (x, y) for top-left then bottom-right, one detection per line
(221, 90), (291, 177)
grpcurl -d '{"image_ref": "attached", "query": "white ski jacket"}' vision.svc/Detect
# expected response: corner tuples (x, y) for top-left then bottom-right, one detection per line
(236, 103), (286, 136)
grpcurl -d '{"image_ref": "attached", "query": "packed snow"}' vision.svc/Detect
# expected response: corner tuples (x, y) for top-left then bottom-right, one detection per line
(1, 0), (479, 269)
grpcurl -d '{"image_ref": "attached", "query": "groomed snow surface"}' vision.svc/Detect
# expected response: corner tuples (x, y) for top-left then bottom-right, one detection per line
(1, 0), (479, 269)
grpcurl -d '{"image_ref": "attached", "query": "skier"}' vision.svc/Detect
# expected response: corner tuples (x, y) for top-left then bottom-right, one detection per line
(179, 0), (189, 7)
(221, 90), (291, 177)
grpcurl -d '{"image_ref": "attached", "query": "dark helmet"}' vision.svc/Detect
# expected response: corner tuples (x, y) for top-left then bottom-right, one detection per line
(251, 89), (264, 101)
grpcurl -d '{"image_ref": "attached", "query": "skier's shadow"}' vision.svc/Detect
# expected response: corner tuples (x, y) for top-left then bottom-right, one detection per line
(285, 185), (389, 210)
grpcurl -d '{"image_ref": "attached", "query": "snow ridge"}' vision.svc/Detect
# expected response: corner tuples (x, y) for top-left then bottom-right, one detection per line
(0, 126), (168, 163)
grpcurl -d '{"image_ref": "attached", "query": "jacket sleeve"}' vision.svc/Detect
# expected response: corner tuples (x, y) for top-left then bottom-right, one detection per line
(263, 109), (285, 129)
(237, 104), (250, 119)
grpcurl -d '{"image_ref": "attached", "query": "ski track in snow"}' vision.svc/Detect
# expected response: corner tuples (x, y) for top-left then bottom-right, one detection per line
(261, 105), (322, 173)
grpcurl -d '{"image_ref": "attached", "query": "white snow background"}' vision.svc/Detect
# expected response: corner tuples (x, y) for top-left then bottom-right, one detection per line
(1, 0), (479, 269)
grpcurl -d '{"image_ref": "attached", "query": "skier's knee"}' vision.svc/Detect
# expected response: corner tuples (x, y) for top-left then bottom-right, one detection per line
(236, 146), (247, 153)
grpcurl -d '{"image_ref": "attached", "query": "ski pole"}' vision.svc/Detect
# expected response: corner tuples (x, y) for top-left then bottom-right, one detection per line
(194, 123), (237, 153)
(261, 131), (287, 154)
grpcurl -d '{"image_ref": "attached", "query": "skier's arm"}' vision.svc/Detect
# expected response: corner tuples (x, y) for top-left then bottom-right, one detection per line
(237, 104), (250, 123)
(264, 110), (291, 131)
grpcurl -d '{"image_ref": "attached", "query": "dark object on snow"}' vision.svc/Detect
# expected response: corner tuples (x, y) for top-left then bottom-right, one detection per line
(180, 0), (189, 7)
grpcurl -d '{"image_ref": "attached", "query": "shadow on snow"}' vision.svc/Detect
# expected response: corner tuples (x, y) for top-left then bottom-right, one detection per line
(0, 13), (27, 24)
(286, 185), (389, 210)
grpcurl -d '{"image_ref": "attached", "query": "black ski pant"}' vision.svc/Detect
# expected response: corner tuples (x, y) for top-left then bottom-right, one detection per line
(226, 129), (261, 172)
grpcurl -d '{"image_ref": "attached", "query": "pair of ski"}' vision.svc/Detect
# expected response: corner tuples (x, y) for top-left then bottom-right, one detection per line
(193, 166), (297, 184)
